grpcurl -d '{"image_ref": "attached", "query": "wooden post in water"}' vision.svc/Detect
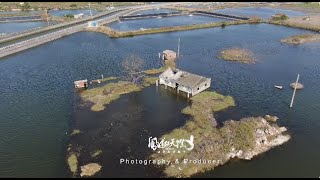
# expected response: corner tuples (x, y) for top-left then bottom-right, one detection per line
(290, 74), (300, 108)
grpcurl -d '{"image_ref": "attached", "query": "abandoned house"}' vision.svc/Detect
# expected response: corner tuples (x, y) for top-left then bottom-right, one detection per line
(162, 50), (177, 61)
(158, 68), (211, 98)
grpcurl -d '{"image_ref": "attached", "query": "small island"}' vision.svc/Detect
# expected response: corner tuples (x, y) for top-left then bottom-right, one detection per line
(218, 48), (256, 64)
(72, 56), (290, 178)
(150, 91), (290, 178)
(281, 33), (320, 45)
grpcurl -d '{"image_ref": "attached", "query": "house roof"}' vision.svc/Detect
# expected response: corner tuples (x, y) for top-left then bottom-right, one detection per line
(163, 50), (176, 54)
(160, 68), (210, 89)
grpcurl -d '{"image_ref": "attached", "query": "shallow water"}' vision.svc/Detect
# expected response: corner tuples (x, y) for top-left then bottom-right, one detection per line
(214, 7), (306, 19)
(0, 23), (320, 177)
(0, 21), (47, 33)
(109, 15), (232, 31)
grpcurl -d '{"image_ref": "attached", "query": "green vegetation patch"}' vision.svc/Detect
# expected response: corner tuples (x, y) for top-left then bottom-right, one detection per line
(67, 153), (78, 175)
(150, 91), (237, 178)
(100, 76), (118, 82)
(218, 48), (256, 64)
(91, 149), (103, 158)
(281, 33), (320, 45)
(144, 66), (167, 75)
(71, 129), (81, 136)
(142, 77), (159, 87)
(80, 81), (141, 111)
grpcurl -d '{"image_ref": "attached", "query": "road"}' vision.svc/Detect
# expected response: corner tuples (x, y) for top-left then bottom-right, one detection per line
(0, 2), (204, 59)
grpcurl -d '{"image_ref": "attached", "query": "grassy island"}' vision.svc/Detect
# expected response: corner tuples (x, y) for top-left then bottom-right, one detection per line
(218, 48), (255, 64)
(281, 33), (320, 45)
(80, 81), (142, 112)
(149, 91), (290, 178)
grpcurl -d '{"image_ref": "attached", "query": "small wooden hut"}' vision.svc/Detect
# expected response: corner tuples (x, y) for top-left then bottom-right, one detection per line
(74, 79), (88, 88)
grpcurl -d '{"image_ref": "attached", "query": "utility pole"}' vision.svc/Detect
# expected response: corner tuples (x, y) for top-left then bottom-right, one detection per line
(45, 9), (49, 26)
(290, 74), (300, 108)
(89, 3), (93, 20)
(177, 38), (180, 58)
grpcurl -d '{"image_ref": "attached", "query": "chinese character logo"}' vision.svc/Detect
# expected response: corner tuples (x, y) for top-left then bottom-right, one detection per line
(148, 135), (194, 153)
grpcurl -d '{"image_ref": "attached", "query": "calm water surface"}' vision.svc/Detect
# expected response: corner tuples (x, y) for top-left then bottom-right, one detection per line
(109, 15), (232, 31)
(214, 7), (306, 19)
(0, 21), (47, 33)
(0, 22), (319, 178)
(131, 8), (180, 15)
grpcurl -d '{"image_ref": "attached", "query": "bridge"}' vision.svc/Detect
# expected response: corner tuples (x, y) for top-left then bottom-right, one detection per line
(0, 2), (215, 59)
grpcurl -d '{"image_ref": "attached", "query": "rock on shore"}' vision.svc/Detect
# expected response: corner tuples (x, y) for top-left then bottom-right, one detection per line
(80, 163), (102, 177)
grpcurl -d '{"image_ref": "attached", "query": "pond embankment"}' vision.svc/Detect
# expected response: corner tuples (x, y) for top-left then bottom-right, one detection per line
(85, 20), (255, 38)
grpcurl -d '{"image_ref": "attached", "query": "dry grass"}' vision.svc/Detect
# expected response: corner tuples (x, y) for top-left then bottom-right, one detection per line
(268, 15), (320, 32)
(142, 77), (159, 87)
(150, 91), (238, 178)
(218, 48), (255, 64)
(144, 66), (167, 75)
(0, 2), (143, 11)
(80, 81), (141, 111)
(67, 153), (78, 175)
(281, 33), (320, 45)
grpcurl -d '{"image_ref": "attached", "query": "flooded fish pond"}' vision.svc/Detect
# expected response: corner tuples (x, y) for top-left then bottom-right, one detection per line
(130, 8), (180, 15)
(0, 21), (48, 33)
(109, 15), (233, 31)
(213, 7), (306, 19)
(0, 19), (320, 178)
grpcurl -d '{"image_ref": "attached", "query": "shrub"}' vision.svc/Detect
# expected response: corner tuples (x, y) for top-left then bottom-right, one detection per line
(64, 14), (74, 18)
(271, 14), (288, 21)
(249, 16), (261, 23)
(70, 4), (77, 8)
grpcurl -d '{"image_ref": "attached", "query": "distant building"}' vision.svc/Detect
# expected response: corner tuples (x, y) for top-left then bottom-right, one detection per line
(158, 68), (211, 98)
(88, 21), (98, 27)
(11, 9), (22, 11)
(74, 13), (84, 19)
(74, 79), (88, 89)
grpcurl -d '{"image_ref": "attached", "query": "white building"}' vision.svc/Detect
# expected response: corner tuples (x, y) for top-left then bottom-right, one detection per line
(74, 13), (84, 19)
(158, 68), (211, 98)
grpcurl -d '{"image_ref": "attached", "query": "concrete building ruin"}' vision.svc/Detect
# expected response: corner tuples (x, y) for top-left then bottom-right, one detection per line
(157, 68), (211, 98)
(162, 50), (177, 61)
